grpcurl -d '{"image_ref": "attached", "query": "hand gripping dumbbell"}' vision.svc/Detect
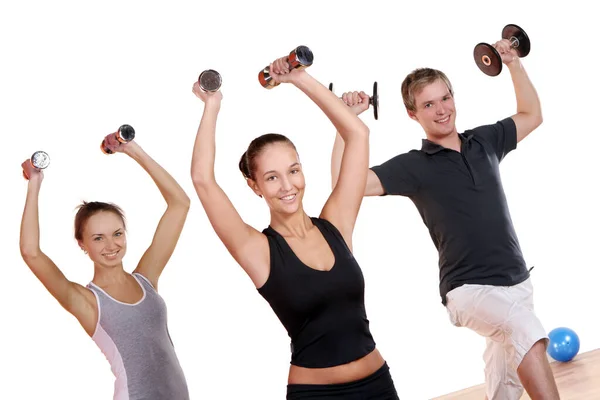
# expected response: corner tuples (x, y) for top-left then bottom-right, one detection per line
(328, 82), (379, 120)
(474, 24), (531, 76)
(258, 45), (314, 89)
(198, 69), (222, 92)
(101, 124), (135, 154)
(22, 150), (50, 179)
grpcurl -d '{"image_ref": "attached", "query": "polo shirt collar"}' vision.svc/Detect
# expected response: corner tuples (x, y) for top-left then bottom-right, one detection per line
(421, 133), (467, 154)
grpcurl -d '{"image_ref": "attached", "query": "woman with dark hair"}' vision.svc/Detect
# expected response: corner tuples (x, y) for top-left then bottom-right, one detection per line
(190, 57), (399, 399)
(19, 133), (191, 400)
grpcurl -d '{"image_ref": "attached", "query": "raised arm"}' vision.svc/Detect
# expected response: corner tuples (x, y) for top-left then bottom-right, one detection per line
(268, 60), (369, 247)
(189, 83), (269, 288)
(19, 162), (97, 336)
(102, 134), (191, 289)
(494, 39), (543, 143)
(330, 93), (385, 197)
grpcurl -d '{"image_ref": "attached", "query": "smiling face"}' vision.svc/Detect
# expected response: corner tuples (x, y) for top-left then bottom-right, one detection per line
(249, 141), (305, 215)
(408, 78), (457, 139)
(78, 210), (127, 267)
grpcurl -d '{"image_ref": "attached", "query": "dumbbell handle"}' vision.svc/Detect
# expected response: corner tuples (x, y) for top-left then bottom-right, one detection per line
(484, 37), (519, 62)
(329, 83), (375, 102)
(328, 82), (379, 120)
(499, 35), (520, 48)
(259, 46), (313, 89)
(488, 37), (520, 49)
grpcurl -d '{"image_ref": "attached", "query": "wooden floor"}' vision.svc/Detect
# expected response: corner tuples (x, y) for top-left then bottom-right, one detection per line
(432, 348), (600, 400)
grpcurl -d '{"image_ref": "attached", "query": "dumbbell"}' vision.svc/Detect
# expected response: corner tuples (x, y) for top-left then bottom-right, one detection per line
(101, 124), (135, 154)
(474, 24), (531, 76)
(22, 150), (50, 179)
(258, 45), (314, 89)
(198, 69), (222, 92)
(329, 82), (379, 120)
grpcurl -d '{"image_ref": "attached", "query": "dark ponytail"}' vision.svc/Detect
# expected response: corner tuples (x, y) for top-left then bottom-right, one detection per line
(239, 151), (251, 179)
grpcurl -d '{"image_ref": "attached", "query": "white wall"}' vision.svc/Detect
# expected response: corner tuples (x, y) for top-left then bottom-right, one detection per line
(1, 0), (597, 398)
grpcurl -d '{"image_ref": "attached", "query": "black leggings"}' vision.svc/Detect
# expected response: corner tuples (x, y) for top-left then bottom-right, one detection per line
(286, 362), (399, 399)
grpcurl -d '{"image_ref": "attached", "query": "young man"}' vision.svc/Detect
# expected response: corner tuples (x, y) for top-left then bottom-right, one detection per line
(331, 39), (560, 399)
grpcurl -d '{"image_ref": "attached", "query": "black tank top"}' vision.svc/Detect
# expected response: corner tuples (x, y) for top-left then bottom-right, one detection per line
(258, 217), (376, 368)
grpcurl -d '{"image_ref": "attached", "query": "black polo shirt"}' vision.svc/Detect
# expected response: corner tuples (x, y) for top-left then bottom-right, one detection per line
(371, 117), (530, 305)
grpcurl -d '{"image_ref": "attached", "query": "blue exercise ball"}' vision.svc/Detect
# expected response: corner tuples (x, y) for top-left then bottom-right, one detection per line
(547, 327), (580, 362)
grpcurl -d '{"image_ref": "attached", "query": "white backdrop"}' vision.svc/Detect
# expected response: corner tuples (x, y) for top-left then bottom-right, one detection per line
(1, 0), (598, 399)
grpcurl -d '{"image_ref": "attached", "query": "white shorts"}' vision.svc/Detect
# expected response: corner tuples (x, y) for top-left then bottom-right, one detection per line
(445, 277), (549, 400)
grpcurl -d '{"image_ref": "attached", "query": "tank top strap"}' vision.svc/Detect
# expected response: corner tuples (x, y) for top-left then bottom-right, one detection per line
(262, 225), (294, 261)
(262, 225), (281, 241)
(86, 281), (105, 299)
(310, 217), (352, 256)
(133, 272), (156, 293)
